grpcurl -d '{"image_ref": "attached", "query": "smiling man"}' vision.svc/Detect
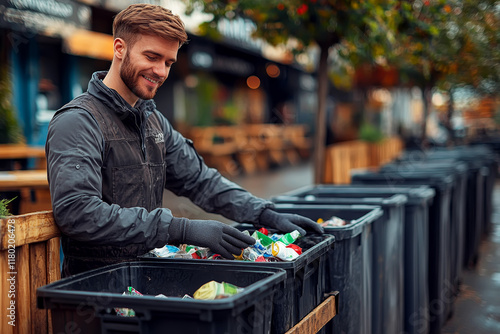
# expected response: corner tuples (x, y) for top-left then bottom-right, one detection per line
(45, 4), (323, 277)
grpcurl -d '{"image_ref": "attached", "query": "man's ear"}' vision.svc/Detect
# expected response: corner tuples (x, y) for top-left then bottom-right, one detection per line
(114, 38), (126, 60)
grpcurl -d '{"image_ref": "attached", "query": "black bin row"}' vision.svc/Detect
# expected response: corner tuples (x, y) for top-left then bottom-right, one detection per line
(35, 143), (497, 334)
(347, 144), (498, 334)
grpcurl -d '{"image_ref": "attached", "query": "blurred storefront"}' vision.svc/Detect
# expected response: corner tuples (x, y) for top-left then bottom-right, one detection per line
(0, 0), (317, 146)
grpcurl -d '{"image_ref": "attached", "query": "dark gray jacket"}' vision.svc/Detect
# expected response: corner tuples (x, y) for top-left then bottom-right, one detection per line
(46, 71), (272, 272)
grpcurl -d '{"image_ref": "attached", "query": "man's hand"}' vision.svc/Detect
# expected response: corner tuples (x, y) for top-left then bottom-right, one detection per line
(169, 218), (255, 259)
(257, 208), (324, 236)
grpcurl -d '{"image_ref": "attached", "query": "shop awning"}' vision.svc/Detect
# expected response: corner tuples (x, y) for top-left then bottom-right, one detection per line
(63, 30), (114, 61)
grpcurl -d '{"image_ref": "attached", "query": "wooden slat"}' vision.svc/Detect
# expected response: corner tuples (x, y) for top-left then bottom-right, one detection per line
(46, 238), (60, 334)
(30, 243), (48, 334)
(0, 211), (60, 250)
(285, 293), (338, 334)
(17, 245), (31, 334)
(0, 246), (12, 334)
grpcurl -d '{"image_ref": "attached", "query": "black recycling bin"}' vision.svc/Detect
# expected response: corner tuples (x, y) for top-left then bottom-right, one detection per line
(272, 186), (406, 334)
(380, 160), (468, 299)
(467, 143), (500, 235)
(37, 261), (286, 334)
(272, 184), (435, 334)
(404, 148), (489, 268)
(142, 232), (334, 334)
(272, 203), (383, 334)
(351, 171), (453, 334)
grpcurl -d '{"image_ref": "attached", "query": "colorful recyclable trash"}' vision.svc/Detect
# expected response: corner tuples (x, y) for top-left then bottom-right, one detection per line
(317, 216), (352, 227)
(115, 286), (183, 317)
(193, 281), (244, 300)
(149, 229), (304, 262)
(115, 280), (244, 317)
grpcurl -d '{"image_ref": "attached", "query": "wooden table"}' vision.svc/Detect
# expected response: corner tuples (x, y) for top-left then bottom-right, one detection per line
(0, 144), (46, 169)
(0, 170), (48, 191)
(0, 170), (50, 214)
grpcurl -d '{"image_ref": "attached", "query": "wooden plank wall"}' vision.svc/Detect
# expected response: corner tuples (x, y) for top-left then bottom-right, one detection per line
(0, 211), (60, 334)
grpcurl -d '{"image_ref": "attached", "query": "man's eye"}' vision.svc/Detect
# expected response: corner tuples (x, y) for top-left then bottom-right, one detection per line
(146, 55), (156, 61)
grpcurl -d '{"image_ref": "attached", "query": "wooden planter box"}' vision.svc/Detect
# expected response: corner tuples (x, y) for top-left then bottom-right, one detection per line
(323, 137), (404, 184)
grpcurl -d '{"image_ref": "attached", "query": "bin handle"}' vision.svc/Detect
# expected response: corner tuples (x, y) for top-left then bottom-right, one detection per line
(96, 306), (153, 321)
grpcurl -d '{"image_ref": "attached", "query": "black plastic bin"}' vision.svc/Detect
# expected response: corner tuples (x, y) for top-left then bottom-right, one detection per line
(271, 203), (383, 334)
(426, 145), (497, 236)
(468, 143), (500, 235)
(351, 171), (453, 334)
(272, 184), (435, 334)
(272, 186), (406, 334)
(142, 232), (334, 334)
(401, 148), (489, 268)
(37, 261), (286, 334)
(380, 160), (468, 298)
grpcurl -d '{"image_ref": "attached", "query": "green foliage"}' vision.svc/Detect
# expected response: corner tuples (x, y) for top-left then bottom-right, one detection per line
(183, 0), (401, 57)
(359, 122), (384, 143)
(0, 197), (16, 218)
(0, 65), (23, 144)
(392, 0), (500, 94)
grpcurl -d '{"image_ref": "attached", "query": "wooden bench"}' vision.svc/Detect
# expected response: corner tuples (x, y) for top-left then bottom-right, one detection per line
(188, 126), (240, 177)
(188, 124), (314, 175)
(0, 210), (60, 334)
(283, 124), (313, 161)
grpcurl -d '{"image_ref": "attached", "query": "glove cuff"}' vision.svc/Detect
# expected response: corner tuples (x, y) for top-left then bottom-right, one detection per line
(168, 217), (189, 244)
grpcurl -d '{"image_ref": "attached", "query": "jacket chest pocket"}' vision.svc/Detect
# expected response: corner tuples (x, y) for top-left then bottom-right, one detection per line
(112, 162), (165, 211)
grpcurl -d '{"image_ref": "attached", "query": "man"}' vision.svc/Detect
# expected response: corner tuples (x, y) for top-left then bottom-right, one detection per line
(46, 4), (323, 277)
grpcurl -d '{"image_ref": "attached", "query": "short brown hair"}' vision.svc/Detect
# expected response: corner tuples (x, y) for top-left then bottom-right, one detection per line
(113, 4), (188, 48)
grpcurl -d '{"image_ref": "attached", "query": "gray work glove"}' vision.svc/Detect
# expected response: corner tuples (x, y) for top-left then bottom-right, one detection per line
(256, 208), (324, 236)
(169, 217), (255, 259)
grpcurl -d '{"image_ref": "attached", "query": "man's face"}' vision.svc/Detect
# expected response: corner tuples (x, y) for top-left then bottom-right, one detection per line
(119, 34), (179, 101)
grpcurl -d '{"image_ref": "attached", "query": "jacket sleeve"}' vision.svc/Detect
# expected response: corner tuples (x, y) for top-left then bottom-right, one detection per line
(158, 113), (274, 224)
(46, 108), (173, 248)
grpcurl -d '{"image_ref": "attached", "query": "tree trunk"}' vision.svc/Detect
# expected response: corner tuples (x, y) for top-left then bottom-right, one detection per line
(446, 87), (455, 145)
(420, 85), (431, 148)
(313, 43), (330, 184)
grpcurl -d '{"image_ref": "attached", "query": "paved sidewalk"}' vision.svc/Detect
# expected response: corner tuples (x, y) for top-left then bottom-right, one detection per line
(441, 180), (500, 334)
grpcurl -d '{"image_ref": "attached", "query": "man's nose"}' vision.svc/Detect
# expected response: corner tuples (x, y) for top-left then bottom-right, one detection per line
(153, 63), (168, 79)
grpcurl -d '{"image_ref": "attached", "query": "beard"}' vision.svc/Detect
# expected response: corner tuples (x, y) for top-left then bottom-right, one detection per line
(120, 52), (164, 101)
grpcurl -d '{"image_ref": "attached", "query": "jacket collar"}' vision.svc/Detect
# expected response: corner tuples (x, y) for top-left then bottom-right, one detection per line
(87, 71), (156, 120)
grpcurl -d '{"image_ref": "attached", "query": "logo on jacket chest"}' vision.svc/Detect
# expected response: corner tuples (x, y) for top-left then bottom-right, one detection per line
(153, 132), (164, 144)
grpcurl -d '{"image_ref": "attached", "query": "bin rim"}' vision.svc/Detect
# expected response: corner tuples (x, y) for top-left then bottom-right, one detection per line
(279, 184), (436, 203)
(140, 232), (335, 275)
(37, 260), (287, 312)
(383, 160), (468, 174)
(352, 171), (454, 191)
(272, 203), (383, 241)
(272, 193), (408, 208)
